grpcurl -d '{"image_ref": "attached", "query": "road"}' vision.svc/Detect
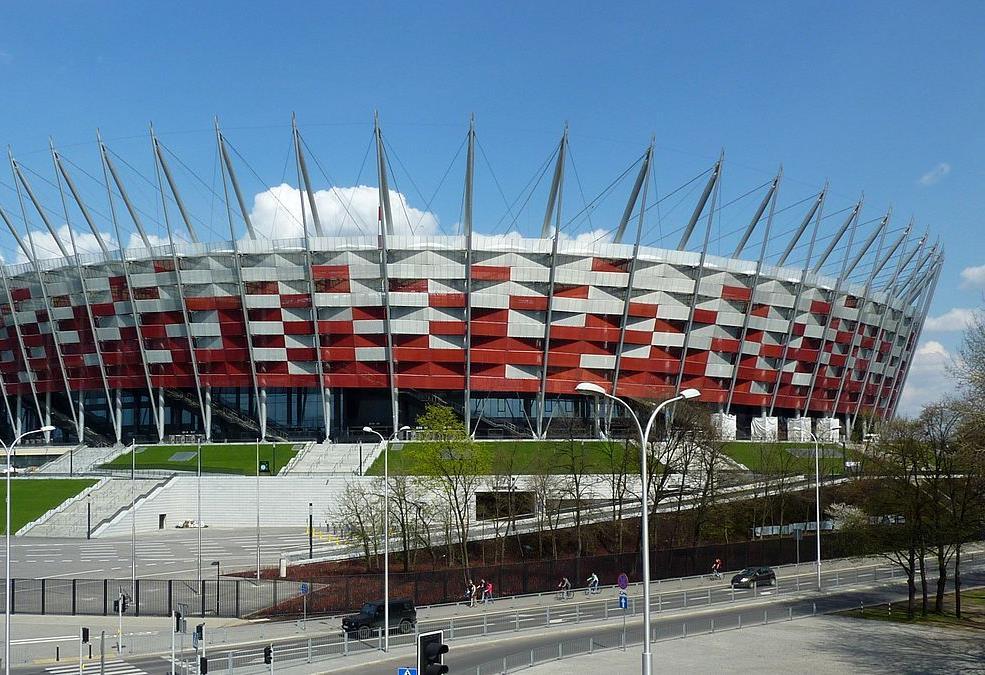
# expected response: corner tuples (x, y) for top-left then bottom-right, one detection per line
(0, 529), (312, 579)
(11, 558), (981, 675)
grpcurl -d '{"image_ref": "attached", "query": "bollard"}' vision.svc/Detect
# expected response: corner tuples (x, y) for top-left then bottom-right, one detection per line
(788, 607), (793, 621)
(343, 629), (348, 656)
(307, 638), (312, 663)
(558, 643), (563, 660)
(590, 637), (594, 654)
(483, 614), (488, 635)
(764, 609), (768, 625)
(604, 602), (608, 620)
(503, 656), (507, 672)
(450, 618), (455, 639)
(812, 602), (816, 616)
(738, 614), (742, 629)
(730, 586), (734, 602)
(56, 646), (60, 661)
(683, 622), (687, 638)
(711, 618), (715, 633)
(515, 611), (520, 632)
(530, 649), (535, 666)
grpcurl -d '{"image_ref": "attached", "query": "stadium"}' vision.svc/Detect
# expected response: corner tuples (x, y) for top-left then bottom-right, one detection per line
(0, 120), (942, 446)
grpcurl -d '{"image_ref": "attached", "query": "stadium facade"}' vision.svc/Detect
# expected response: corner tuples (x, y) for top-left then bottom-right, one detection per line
(0, 121), (942, 445)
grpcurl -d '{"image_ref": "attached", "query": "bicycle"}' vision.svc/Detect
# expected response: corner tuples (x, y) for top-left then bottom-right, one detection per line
(584, 585), (601, 596)
(556, 589), (573, 601)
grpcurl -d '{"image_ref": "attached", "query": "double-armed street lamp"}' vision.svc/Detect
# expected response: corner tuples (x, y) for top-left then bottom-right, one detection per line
(575, 383), (699, 675)
(3, 425), (56, 675)
(808, 421), (841, 590)
(363, 424), (410, 652)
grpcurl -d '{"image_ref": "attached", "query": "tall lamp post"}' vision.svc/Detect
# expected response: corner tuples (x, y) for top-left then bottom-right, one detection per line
(210, 561), (220, 616)
(362, 424), (410, 653)
(575, 383), (699, 675)
(3, 424), (55, 675)
(808, 421), (840, 590)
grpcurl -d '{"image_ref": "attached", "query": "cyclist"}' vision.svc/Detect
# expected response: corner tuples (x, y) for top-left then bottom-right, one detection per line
(586, 572), (600, 594)
(557, 576), (572, 600)
(711, 558), (723, 580)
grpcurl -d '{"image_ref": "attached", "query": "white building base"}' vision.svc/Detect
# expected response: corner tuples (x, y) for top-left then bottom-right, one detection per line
(711, 412), (737, 440)
(751, 416), (778, 442)
(786, 417), (812, 442)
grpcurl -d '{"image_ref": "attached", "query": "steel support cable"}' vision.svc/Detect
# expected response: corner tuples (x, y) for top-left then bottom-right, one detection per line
(382, 149), (418, 236)
(475, 138), (522, 228)
(300, 132), (375, 235)
(563, 143), (596, 236)
(563, 154), (644, 242)
(495, 144), (558, 235)
(383, 134), (467, 236)
(226, 137), (307, 232)
(103, 148), (176, 243)
(155, 141), (231, 242)
(767, 203), (856, 266)
(702, 179), (776, 250)
(639, 175), (710, 248)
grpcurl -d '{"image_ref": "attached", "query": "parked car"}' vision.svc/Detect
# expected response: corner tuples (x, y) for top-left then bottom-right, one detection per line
(342, 599), (417, 639)
(730, 566), (776, 588)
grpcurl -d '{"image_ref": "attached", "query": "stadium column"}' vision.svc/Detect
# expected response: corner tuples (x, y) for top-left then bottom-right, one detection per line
(799, 200), (865, 417)
(828, 219), (908, 419)
(463, 116), (475, 436)
(99, 134), (163, 441)
(51, 144), (120, 442)
(114, 390), (123, 441)
(292, 118), (331, 442)
(609, 142), (653, 433)
(375, 113), (400, 433)
(260, 388), (267, 441)
(157, 387), (165, 441)
(724, 169), (781, 416)
(882, 255), (942, 419)
(151, 128), (209, 439)
(674, 154), (723, 402)
(767, 186), (827, 418)
(535, 127), (567, 439)
(0, 209), (45, 436)
(10, 153), (79, 442)
(850, 232), (925, 426)
(204, 386), (212, 441)
(214, 121), (262, 440)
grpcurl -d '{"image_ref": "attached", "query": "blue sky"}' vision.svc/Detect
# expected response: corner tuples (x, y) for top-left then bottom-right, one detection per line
(0, 1), (982, 413)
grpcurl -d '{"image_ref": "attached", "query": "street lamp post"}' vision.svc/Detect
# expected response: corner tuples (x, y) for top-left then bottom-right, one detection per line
(808, 422), (839, 590)
(362, 424), (410, 653)
(575, 383), (699, 675)
(3, 424), (55, 675)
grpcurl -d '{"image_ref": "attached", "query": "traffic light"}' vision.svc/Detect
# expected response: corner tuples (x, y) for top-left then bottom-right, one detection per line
(174, 610), (184, 633)
(195, 623), (204, 641)
(263, 645), (272, 664)
(199, 656), (208, 674)
(81, 627), (90, 644)
(418, 630), (448, 675)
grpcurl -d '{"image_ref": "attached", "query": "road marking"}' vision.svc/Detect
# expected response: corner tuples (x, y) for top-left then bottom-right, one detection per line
(46, 663), (146, 675)
(41, 568), (106, 579)
(12, 635), (78, 645)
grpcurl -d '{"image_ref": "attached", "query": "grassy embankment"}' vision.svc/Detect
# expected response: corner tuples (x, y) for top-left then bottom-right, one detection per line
(100, 443), (298, 475)
(0, 478), (97, 534)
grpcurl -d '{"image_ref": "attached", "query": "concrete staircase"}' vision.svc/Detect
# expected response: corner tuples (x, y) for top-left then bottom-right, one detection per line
(21, 476), (169, 538)
(35, 444), (128, 475)
(282, 442), (373, 474)
(96, 475), (368, 537)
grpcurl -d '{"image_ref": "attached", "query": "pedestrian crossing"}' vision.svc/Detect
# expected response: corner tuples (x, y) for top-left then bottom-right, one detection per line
(46, 661), (147, 675)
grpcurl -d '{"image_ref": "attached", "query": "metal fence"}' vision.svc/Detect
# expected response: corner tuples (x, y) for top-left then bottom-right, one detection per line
(2, 577), (305, 618)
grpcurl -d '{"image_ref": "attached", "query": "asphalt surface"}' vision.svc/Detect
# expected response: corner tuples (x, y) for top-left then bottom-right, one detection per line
(12, 559), (981, 675)
(0, 528), (311, 579)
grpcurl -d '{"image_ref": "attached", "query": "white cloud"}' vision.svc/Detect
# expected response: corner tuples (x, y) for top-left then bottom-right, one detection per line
(897, 340), (958, 415)
(248, 184), (438, 239)
(923, 307), (978, 332)
(127, 232), (171, 251)
(17, 225), (114, 263)
(959, 264), (985, 290)
(918, 162), (951, 186)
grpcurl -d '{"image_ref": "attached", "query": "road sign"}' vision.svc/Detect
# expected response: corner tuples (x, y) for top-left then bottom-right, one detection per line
(398, 669), (418, 675)
(618, 591), (628, 610)
(299, 582), (309, 596)
(617, 573), (628, 590)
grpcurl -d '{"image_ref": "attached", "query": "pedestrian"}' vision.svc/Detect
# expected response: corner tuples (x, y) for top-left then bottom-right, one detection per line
(465, 579), (477, 607)
(479, 578), (487, 603)
(712, 558), (723, 580)
(484, 579), (494, 604)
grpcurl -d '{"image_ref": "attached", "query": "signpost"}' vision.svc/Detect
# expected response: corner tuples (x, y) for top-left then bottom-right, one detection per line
(299, 582), (310, 630)
(397, 669), (418, 675)
(617, 573), (629, 647)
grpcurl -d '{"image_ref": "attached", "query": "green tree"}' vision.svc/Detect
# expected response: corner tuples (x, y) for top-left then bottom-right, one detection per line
(405, 404), (492, 573)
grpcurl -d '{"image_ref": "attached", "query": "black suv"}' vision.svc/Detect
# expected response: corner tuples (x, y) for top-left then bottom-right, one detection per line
(730, 566), (776, 589)
(342, 599), (417, 639)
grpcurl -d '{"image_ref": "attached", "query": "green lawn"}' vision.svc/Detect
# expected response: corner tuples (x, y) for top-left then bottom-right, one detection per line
(366, 439), (640, 476)
(0, 478), (96, 534)
(722, 441), (855, 475)
(836, 588), (985, 628)
(100, 443), (299, 475)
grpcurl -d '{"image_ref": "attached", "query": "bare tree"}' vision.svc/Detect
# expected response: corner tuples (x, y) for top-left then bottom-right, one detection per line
(333, 479), (383, 571)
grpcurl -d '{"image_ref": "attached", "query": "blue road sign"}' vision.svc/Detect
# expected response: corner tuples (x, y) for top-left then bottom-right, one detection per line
(619, 594), (628, 610)
(397, 668), (417, 675)
(617, 573), (629, 590)
(300, 582), (309, 596)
